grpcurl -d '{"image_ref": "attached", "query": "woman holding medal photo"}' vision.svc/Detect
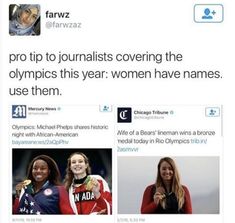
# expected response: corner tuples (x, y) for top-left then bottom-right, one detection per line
(13, 155), (74, 214)
(64, 152), (112, 214)
(141, 157), (192, 214)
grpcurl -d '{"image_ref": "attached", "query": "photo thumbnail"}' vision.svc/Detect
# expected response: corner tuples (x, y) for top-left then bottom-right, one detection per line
(12, 148), (112, 215)
(118, 156), (219, 214)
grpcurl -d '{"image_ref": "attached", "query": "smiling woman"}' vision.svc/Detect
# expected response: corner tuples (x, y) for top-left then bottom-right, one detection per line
(13, 155), (74, 214)
(9, 4), (40, 36)
(64, 152), (112, 214)
(141, 157), (192, 214)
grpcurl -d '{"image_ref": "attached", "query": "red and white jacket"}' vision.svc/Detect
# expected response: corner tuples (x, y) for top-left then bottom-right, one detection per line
(69, 175), (112, 215)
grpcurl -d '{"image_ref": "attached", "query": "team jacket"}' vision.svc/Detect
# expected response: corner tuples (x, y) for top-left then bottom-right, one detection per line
(141, 184), (192, 214)
(13, 182), (74, 214)
(69, 175), (112, 214)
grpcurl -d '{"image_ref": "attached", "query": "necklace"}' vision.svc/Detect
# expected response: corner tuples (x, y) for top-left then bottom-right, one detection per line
(73, 175), (87, 185)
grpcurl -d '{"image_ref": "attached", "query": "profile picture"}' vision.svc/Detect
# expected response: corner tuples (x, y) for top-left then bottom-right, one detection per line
(12, 148), (112, 215)
(9, 4), (40, 36)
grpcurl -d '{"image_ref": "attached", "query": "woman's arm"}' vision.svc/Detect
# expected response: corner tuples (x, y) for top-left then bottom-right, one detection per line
(58, 186), (75, 214)
(92, 176), (112, 214)
(141, 185), (158, 214)
(183, 185), (192, 214)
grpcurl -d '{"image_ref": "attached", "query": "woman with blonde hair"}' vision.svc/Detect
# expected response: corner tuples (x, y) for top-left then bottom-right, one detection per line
(141, 157), (192, 214)
(64, 152), (112, 214)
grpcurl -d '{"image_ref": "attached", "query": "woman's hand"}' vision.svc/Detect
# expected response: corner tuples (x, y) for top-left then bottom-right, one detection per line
(15, 182), (24, 197)
(86, 177), (101, 199)
(153, 187), (166, 205)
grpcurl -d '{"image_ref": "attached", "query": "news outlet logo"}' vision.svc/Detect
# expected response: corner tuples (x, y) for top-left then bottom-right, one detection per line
(12, 105), (27, 118)
(117, 107), (132, 123)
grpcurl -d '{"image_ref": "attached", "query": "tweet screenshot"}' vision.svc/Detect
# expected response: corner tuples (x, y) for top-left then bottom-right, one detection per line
(0, 0), (234, 223)
(117, 105), (222, 222)
(10, 105), (114, 223)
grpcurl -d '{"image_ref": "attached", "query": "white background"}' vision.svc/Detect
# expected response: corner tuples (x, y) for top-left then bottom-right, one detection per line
(1, 0), (235, 223)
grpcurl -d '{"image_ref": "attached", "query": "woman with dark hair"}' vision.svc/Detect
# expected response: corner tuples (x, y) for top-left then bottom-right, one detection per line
(9, 4), (40, 35)
(64, 152), (112, 214)
(141, 157), (192, 214)
(13, 155), (74, 214)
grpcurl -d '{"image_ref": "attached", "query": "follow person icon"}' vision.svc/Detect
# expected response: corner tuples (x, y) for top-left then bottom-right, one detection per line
(202, 8), (213, 19)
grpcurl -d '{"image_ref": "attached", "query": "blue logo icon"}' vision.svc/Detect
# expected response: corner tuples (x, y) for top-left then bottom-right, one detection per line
(12, 105), (27, 118)
(202, 8), (214, 20)
(194, 4), (224, 23)
(99, 105), (112, 112)
(205, 107), (220, 117)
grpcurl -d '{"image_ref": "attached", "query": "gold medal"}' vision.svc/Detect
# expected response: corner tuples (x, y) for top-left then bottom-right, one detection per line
(85, 176), (93, 190)
(86, 181), (93, 191)
(23, 179), (34, 194)
(84, 176), (91, 184)
(23, 179), (31, 186)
